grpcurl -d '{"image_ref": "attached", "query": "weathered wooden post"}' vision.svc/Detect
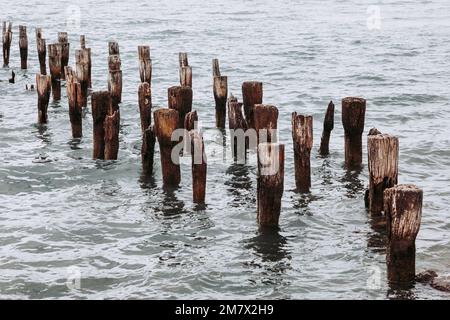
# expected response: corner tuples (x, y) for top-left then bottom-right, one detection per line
(65, 66), (82, 138)
(367, 129), (399, 215)
(108, 42), (122, 108)
(253, 104), (278, 144)
(228, 96), (248, 161)
(104, 110), (120, 160)
(36, 28), (46, 75)
(168, 86), (193, 128)
(213, 75), (228, 129)
(319, 101), (334, 156)
(75, 49), (90, 107)
(342, 97), (366, 168)
(190, 130), (207, 204)
(292, 113), (313, 193)
(142, 125), (156, 175)
(48, 43), (62, 100)
(242, 81), (263, 129)
(91, 91), (110, 159)
(19, 25), (28, 69)
(154, 109), (181, 187)
(79, 36), (91, 88)
(58, 32), (69, 80)
(138, 46), (152, 84)
(2, 22), (12, 67)
(257, 143), (285, 227)
(80, 35), (86, 49)
(138, 82), (152, 133)
(36, 74), (51, 123)
(384, 185), (423, 285)
(212, 58), (220, 77)
(179, 52), (192, 87)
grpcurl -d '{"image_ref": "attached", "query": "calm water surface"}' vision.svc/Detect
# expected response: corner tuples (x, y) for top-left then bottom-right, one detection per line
(0, 0), (449, 299)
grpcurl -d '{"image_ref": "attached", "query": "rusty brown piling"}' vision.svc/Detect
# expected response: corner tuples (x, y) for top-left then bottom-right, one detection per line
(319, 101), (335, 156)
(253, 104), (278, 144)
(367, 129), (399, 215)
(342, 97), (366, 168)
(65, 66), (82, 138)
(212, 60), (228, 129)
(242, 81), (263, 129)
(138, 82), (152, 133)
(179, 52), (192, 87)
(79, 35), (91, 88)
(75, 49), (90, 108)
(168, 86), (193, 128)
(36, 73), (51, 123)
(104, 110), (120, 160)
(257, 143), (285, 227)
(154, 109), (181, 187)
(228, 96), (248, 161)
(138, 46), (152, 84)
(91, 91), (110, 159)
(292, 113), (313, 193)
(19, 25), (28, 69)
(142, 125), (156, 175)
(36, 28), (46, 74)
(108, 42), (122, 109)
(2, 22), (12, 67)
(48, 43), (62, 100)
(190, 130), (207, 204)
(58, 32), (69, 80)
(384, 185), (423, 285)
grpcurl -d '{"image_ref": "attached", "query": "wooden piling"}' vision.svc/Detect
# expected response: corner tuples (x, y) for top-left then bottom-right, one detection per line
(179, 52), (192, 87)
(168, 86), (193, 128)
(212, 58), (220, 77)
(65, 66), (82, 138)
(154, 109), (181, 187)
(2, 22), (12, 67)
(19, 25), (28, 69)
(75, 49), (90, 108)
(319, 101), (334, 156)
(257, 143), (285, 227)
(108, 42), (122, 107)
(109, 41), (119, 55)
(91, 91), (110, 159)
(104, 110), (120, 160)
(228, 96), (248, 161)
(292, 113), (313, 193)
(213, 76), (228, 129)
(190, 130), (207, 204)
(384, 185), (423, 285)
(36, 28), (46, 75)
(142, 125), (156, 175)
(138, 46), (152, 84)
(80, 36), (91, 88)
(342, 97), (366, 168)
(242, 81), (263, 129)
(367, 129), (399, 215)
(184, 110), (198, 154)
(58, 32), (69, 80)
(48, 43), (62, 100)
(253, 104), (278, 144)
(36, 74), (51, 123)
(138, 82), (152, 134)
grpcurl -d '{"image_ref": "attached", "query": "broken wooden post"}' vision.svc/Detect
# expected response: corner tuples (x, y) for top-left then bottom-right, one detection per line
(138, 82), (152, 134)
(367, 129), (399, 215)
(58, 32), (69, 80)
(384, 185), (423, 285)
(91, 91), (110, 159)
(2, 22), (12, 67)
(104, 110), (120, 160)
(80, 36), (91, 88)
(65, 66), (82, 138)
(36, 28), (46, 75)
(154, 109), (181, 187)
(19, 25), (28, 69)
(48, 43), (62, 100)
(342, 97), (366, 168)
(242, 81), (263, 129)
(108, 42), (122, 108)
(138, 46), (152, 84)
(253, 104), (278, 144)
(319, 101), (334, 156)
(168, 86), (193, 128)
(36, 73), (51, 123)
(292, 113), (313, 193)
(257, 143), (285, 227)
(213, 76), (228, 129)
(191, 130), (207, 204)
(142, 125), (156, 175)
(212, 58), (220, 77)
(179, 52), (192, 87)
(75, 49), (90, 108)
(184, 110), (198, 154)
(228, 96), (248, 161)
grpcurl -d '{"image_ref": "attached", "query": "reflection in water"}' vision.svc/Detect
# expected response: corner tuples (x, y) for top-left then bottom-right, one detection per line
(292, 192), (319, 216)
(341, 167), (364, 199)
(319, 158), (333, 186)
(160, 186), (187, 217)
(245, 227), (291, 263)
(225, 163), (253, 206)
(139, 173), (157, 190)
(367, 215), (387, 254)
(68, 137), (82, 151)
(34, 123), (51, 145)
